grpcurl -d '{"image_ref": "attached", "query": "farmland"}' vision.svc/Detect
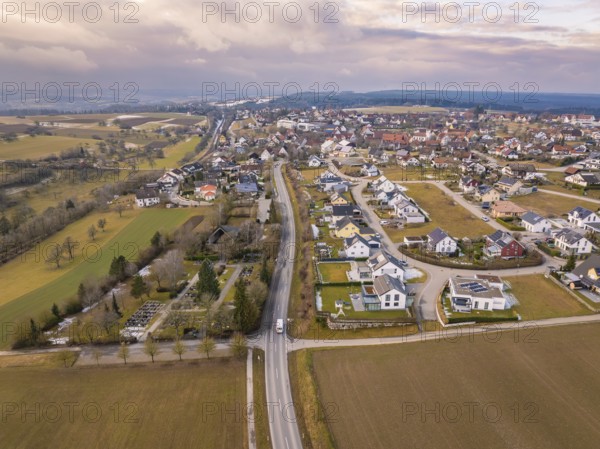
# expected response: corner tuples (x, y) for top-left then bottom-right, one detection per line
(0, 360), (246, 449)
(137, 136), (201, 170)
(306, 323), (600, 449)
(0, 135), (99, 160)
(0, 208), (200, 346)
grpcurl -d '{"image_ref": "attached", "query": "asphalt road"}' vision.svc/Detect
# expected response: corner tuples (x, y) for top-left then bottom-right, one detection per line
(261, 163), (303, 449)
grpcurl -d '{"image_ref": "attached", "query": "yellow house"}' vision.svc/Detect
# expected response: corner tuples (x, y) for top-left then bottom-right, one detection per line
(479, 188), (500, 203)
(335, 217), (361, 238)
(330, 193), (349, 206)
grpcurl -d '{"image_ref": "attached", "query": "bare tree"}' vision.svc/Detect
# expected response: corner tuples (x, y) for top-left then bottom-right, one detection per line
(231, 332), (248, 359)
(198, 336), (216, 359)
(173, 339), (186, 361)
(62, 236), (77, 261)
(154, 249), (184, 292)
(115, 204), (124, 218)
(97, 218), (107, 232)
(45, 243), (63, 269)
(118, 343), (129, 364)
(144, 338), (160, 363)
(88, 224), (97, 241)
(92, 348), (103, 366)
(56, 350), (76, 368)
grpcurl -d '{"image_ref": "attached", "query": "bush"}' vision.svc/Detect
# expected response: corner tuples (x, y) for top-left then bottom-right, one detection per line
(63, 299), (83, 315)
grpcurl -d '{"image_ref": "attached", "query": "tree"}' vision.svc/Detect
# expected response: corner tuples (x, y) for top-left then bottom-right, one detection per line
(0, 215), (11, 235)
(196, 259), (220, 301)
(131, 275), (146, 302)
(111, 292), (122, 317)
(51, 303), (61, 319)
(62, 236), (77, 261)
(77, 283), (86, 303)
(109, 255), (128, 281)
(57, 350), (75, 368)
(45, 243), (62, 269)
(97, 218), (107, 232)
(231, 332), (248, 359)
(513, 232), (523, 241)
(88, 224), (97, 241)
(144, 338), (159, 363)
(198, 336), (216, 359)
(166, 312), (187, 337)
(564, 253), (576, 272)
(118, 343), (129, 364)
(233, 280), (258, 333)
(115, 204), (124, 218)
(151, 231), (162, 247)
(92, 348), (103, 366)
(173, 339), (186, 361)
(259, 258), (271, 285)
(65, 199), (75, 210)
(161, 249), (185, 292)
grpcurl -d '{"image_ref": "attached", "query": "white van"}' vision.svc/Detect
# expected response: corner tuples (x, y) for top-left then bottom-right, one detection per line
(275, 319), (284, 334)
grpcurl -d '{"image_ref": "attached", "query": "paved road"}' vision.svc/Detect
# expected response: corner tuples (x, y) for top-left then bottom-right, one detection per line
(287, 314), (600, 350)
(261, 163), (303, 449)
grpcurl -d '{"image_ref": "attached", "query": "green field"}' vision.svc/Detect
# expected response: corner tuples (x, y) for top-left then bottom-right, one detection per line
(138, 137), (200, 170)
(317, 263), (351, 283)
(0, 360), (246, 449)
(0, 135), (100, 160)
(0, 208), (199, 346)
(307, 323), (600, 449)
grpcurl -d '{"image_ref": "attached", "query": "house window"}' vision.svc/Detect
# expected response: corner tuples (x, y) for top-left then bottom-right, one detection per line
(394, 294), (399, 301)
(474, 301), (479, 309)
(385, 294), (390, 301)
(394, 302), (399, 307)
(484, 303), (489, 310)
(385, 303), (390, 307)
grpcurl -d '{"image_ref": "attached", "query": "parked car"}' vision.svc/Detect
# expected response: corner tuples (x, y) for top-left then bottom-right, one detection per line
(379, 220), (390, 225)
(481, 216), (489, 222)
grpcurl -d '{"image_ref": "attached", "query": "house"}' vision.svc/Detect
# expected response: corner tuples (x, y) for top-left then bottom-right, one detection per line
(568, 206), (600, 230)
(521, 211), (551, 233)
(135, 189), (160, 208)
(334, 217), (362, 238)
(260, 149), (273, 161)
(329, 192), (350, 206)
(475, 186), (501, 203)
(394, 200), (424, 222)
(343, 234), (371, 259)
(554, 229), (593, 256)
(459, 176), (480, 194)
(361, 163), (380, 177)
(495, 177), (523, 196)
(367, 250), (405, 280)
(208, 225), (240, 244)
(503, 163), (537, 179)
(319, 175), (349, 192)
(485, 230), (525, 259)
(235, 182), (260, 196)
(565, 172), (600, 187)
(371, 176), (397, 193)
(330, 205), (362, 223)
(571, 254), (600, 291)
(372, 274), (408, 310)
(307, 155), (325, 167)
(491, 201), (527, 219)
(195, 183), (218, 201)
(449, 276), (508, 312)
(427, 228), (458, 255)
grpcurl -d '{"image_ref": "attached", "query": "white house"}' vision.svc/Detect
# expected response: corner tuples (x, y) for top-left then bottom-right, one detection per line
(521, 211), (551, 233)
(371, 176), (397, 193)
(449, 276), (508, 312)
(568, 206), (600, 230)
(343, 235), (371, 259)
(277, 119), (297, 129)
(361, 164), (380, 177)
(135, 189), (160, 208)
(307, 155), (325, 167)
(260, 149), (273, 161)
(394, 199), (421, 220)
(373, 274), (408, 310)
(554, 229), (593, 256)
(427, 228), (458, 255)
(367, 250), (405, 280)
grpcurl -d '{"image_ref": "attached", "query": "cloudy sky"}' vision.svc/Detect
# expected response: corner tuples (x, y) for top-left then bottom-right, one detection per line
(2, 0), (599, 99)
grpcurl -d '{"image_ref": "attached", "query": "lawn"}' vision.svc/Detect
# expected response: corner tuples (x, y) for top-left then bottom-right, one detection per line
(507, 274), (592, 320)
(0, 360), (246, 449)
(386, 183), (495, 241)
(308, 323), (600, 449)
(511, 191), (599, 216)
(318, 285), (410, 319)
(318, 262), (351, 283)
(0, 135), (99, 160)
(0, 208), (200, 347)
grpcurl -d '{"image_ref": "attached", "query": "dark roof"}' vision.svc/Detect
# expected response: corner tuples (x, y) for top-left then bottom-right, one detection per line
(428, 227), (451, 245)
(521, 211), (546, 225)
(373, 274), (406, 296)
(135, 189), (159, 200)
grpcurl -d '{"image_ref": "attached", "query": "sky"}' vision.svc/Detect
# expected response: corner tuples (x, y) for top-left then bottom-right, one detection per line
(1, 0), (600, 102)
